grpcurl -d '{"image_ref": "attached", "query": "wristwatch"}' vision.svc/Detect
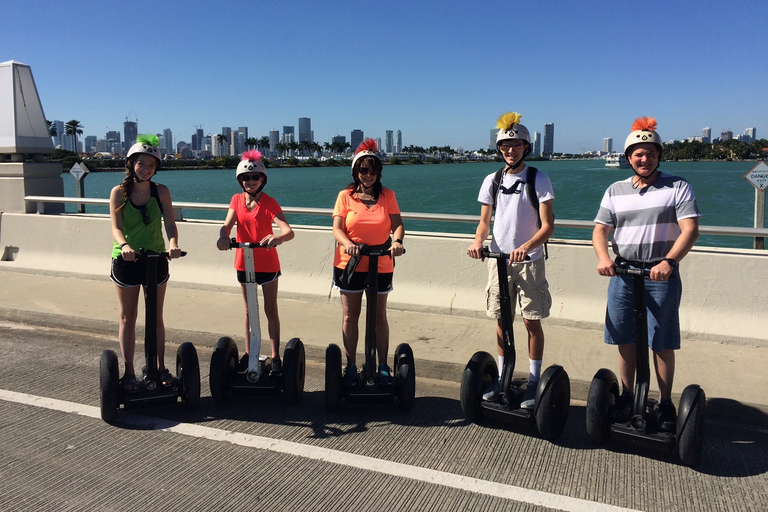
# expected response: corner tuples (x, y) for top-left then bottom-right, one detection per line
(663, 258), (677, 268)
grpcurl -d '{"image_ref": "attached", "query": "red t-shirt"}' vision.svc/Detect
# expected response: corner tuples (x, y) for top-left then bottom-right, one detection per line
(229, 192), (282, 272)
(332, 187), (400, 273)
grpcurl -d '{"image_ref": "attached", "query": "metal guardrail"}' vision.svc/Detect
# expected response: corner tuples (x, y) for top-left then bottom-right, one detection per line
(22, 195), (768, 239)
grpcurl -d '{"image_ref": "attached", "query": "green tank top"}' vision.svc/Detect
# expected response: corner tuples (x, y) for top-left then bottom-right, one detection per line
(112, 193), (166, 259)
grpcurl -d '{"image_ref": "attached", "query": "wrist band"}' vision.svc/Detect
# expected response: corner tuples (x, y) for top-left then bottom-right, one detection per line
(119, 243), (128, 249)
(394, 239), (403, 244)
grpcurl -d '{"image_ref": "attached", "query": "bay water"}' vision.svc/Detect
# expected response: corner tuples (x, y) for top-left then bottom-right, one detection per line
(62, 160), (766, 249)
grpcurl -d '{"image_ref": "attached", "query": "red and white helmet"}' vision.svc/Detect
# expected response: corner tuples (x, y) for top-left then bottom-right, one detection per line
(236, 149), (267, 179)
(624, 116), (663, 157)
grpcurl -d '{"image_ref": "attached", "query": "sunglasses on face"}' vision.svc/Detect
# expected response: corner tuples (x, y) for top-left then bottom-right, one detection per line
(499, 141), (525, 149)
(241, 173), (265, 182)
(358, 167), (376, 176)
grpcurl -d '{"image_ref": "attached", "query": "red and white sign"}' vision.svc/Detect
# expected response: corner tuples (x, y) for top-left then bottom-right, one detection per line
(744, 161), (768, 191)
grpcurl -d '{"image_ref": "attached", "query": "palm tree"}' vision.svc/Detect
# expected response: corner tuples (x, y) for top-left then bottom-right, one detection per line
(245, 137), (259, 150)
(46, 120), (57, 138)
(257, 136), (271, 156)
(216, 134), (228, 156)
(64, 120), (83, 154)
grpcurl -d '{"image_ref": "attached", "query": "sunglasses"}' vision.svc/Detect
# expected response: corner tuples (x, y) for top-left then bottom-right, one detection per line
(358, 167), (377, 176)
(499, 141), (525, 149)
(138, 204), (151, 225)
(241, 173), (265, 181)
(499, 179), (525, 195)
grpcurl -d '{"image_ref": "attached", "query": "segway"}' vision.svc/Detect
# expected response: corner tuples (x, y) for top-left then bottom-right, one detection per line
(460, 247), (570, 440)
(325, 242), (415, 411)
(585, 264), (706, 466)
(100, 250), (200, 422)
(209, 238), (305, 404)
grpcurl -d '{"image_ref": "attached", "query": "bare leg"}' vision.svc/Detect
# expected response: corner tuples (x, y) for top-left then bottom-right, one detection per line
(116, 284), (140, 376)
(261, 280), (281, 358)
(340, 291), (363, 366)
(618, 344), (637, 395)
(524, 318), (544, 361)
(653, 349), (675, 402)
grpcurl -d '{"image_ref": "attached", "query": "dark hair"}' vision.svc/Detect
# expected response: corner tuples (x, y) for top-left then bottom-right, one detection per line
(116, 154), (160, 212)
(347, 155), (383, 200)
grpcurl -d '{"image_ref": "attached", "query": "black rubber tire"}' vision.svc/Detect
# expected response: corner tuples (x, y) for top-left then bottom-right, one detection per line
(325, 344), (342, 412)
(209, 337), (238, 403)
(176, 342), (200, 409)
(99, 350), (120, 422)
(394, 343), (416, 411)
(586, 368), (619, 445)
(282, 338), (306, 404)
(677, 384), (706, 467)
(459, 351), (497, 423)
(535, 365), (571, 441)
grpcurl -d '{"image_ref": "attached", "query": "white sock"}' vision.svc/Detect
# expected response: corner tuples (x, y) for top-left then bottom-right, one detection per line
(529, 359), (542, 383)
(498, 355), (504, 377)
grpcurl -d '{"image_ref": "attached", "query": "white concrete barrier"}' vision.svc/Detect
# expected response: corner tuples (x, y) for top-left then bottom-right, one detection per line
(1, 211), (766, 344)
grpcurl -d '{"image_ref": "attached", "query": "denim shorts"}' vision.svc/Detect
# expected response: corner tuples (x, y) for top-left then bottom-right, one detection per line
(110, 256), (169, 288)
(485, 257), (551, 320)
(604, 269), (682, 351)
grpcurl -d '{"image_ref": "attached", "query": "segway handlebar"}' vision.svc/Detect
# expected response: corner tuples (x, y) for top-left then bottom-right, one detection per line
(344, 243), (405, 258)
(136, 249), (187, 259)
(614, 266), (651, 278)
(481, 247), (529, 261)
(229, 237), (270, 250)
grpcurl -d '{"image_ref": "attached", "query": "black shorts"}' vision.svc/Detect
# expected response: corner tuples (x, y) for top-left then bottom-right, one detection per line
(236, 270), (281, 285)
(333, 267), (393, 293)
(110, 256), (170, 288)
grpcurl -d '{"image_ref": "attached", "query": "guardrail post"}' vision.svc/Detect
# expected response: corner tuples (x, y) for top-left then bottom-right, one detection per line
(173, 207), (184, 221)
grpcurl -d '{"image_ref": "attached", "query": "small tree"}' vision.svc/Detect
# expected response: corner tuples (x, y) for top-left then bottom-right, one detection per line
(64, 120), (83, 154)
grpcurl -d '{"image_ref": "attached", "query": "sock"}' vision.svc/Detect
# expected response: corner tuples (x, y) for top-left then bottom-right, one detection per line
(498, 355), (504, 377)
(529, 359), (542, 383)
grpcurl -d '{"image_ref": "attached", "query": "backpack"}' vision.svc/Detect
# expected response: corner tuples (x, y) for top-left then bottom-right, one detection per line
(490, 166), (550, 259)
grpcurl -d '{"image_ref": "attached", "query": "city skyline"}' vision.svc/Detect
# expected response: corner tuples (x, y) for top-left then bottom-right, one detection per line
(7, 1), (766, 154)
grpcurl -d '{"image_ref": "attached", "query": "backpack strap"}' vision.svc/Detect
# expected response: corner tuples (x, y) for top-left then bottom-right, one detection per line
(525, 166), (549, 259)
(491, 167), (504, 211)
(149, 181), (164, 216)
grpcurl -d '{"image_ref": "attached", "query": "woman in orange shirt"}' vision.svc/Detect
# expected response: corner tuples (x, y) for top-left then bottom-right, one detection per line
(332, 139), (405, 387)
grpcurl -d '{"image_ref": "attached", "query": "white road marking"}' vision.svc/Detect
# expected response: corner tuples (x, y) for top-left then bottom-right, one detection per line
(0, 389), (640, 512)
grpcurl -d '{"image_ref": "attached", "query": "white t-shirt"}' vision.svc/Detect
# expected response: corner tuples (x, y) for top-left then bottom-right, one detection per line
(477, 165), (555, 261)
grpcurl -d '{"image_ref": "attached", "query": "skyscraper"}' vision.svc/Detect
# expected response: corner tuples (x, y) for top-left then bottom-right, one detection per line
(702, 127), (711, 144)
(221, 127), (232, 156)
(543, 123), (554, 155)
(603, 138), (613, 153)
(351, 129), (364, 151)
(123, 121), (137, 155)
(385, 130), (393, 154)
(52, 120), (64, 148)
(283, 126), (295, 144)
(163, 128), (173, 154)
(298, 117), (311, 142)
(745, 127), (757, 144)
(533, 132), (541, 157)
(396, 130), (402, 153)
(269, 130), (280, 155)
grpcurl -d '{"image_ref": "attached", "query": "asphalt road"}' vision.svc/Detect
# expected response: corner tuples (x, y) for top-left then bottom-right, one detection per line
(1, 321), (766, 512)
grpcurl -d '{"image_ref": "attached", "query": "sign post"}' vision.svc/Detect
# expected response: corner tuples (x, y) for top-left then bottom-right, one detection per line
(69, 162), (90, 214)
(744, 161), (768, 250)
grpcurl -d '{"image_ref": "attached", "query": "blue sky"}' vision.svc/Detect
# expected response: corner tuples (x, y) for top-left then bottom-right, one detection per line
(3, 0), (766, 153)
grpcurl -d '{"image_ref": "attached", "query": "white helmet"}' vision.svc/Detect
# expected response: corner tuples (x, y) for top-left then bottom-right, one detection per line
(127, 134), (162, 163)
(351, 138), (381, 171)
(236, 149), (267, 179)
(495, 111), (531, 146)
(624, 116), (663, 157)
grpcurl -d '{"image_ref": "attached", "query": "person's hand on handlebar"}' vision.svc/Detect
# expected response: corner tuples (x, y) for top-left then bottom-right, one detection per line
(508, 247), (528, 263)
(467, 241), (485, 260)
(390, 240), (404, 257)
(216, 235), (231, 251)
(121, 243), (136, 262)
(344, 242), (360, 258)
(596, 256), (616, 277)
(167, 246), (182, 259)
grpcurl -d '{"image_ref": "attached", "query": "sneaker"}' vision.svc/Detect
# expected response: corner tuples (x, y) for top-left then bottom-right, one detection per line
(343, 365), (358, 387)
(236, 353), (249, 373)
(378, 364), (393, 386)
(270, 357), (282, 376)
(520, 381), (537, 409)
(482, 377), (501, 402)
(611, 393), (634, 422)
(657, 400), (677, 432)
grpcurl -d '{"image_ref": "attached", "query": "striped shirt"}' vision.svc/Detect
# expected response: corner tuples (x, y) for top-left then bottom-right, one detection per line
(594, 172), (700, 262)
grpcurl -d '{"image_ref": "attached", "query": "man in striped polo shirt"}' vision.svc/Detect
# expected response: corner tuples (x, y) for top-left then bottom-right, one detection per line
(592, 116), (700, 432)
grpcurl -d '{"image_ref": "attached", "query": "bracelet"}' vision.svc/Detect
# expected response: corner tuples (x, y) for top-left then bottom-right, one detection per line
(394, 238), (403, 244)
(119, 243), (128, 249)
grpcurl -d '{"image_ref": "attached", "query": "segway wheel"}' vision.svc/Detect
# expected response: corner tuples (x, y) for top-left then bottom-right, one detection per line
(586, 368), (620, 445)
(677, 384), (706, 467)
(394, 343), (416, 411)
(99, 350), (120, 422)
(325, 344), (342, 412)
(460, 351), (497, 423)
(534, 365), (571, 441)
(210, 337), (238, 403)
(177, 342), (200, 409)
(283, 338), (306, 404)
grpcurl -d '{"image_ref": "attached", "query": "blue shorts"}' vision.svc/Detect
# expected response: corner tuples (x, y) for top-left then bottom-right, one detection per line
(110, 256), (170, 288)
(604, 268), (682, 352)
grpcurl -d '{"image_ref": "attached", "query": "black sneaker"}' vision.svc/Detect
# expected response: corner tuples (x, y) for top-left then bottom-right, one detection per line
(270, 357), (282, 376)
(611, 393), (634, 422)
(657, 400), (677, 432)
(236, 353), (249, 373)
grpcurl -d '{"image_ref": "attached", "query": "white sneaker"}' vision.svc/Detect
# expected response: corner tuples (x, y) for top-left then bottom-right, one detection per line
(520, 381), (537, 409)
(482, 377), (501, 401)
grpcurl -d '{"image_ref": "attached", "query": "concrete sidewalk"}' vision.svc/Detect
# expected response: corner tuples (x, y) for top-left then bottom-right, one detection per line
(1, 267), (766, 425)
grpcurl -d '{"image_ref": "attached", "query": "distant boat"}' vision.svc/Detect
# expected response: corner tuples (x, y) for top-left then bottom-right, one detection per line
(605, 153), (629, 168)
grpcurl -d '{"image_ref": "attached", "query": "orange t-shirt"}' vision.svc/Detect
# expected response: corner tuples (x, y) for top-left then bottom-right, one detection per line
(332, 187), (400, 273)
(230, 192), (282, 273)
